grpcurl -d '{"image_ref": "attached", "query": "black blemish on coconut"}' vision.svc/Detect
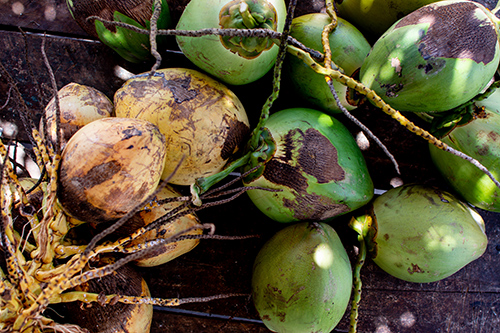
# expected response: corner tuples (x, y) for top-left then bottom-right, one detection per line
(220, 114), (251, 160)
(381, 82), (404, 98)
(395, 1), (497, 64)
(122, 127), (142, 140)
(298, 128), (345, 183)
(165, 76), (198, 103)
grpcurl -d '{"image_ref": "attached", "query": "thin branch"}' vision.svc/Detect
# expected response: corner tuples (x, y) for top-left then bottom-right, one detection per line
(148, 0), (163, 75)
(327, 79), (400, 174)
(0, 86), (12, 110)
(86, 16), (324, 61)
(41, 34), (61, 155)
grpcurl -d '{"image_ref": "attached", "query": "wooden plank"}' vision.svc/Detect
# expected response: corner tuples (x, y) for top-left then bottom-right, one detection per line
(0, 0), (85, 35)
(344, 289), (500, 332)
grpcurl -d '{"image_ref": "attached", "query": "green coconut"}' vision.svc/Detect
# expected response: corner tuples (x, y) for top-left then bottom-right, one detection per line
(359, 0), (500, 112)
(243, 108), (374, 223)
(429, 107), (500, 212)
(252, 222), (352, 333)
(284, 13), (371, 114)
(352, 184), (488, 283)
(176, 0), (286, 85)
(335, 0), (442, 41)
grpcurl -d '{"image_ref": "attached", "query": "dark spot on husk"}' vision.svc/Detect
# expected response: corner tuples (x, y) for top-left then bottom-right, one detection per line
(264, 159), (307, 190)
(384, 233), (390, 241)
(79, 160), (122, 188)
(283, 194), (350, 220)
(423, 192), (437, 206)
(122, 127), (142, 140)
(434, 189), (450, 203)
(477, 145), (489, 156)
(58, 160), (122, 222)
(298, 128), (345, 183)
(395, 2), (497, 64)
(165, 76), (198, 103)
(408, 263), (424, 274)
(380, 82), (404, 98)
(63, 264), (146, 332)
(416, 56), (446, 74)
(262, 315), (271, 321)
(220, 114), (250, 160)
(488, 130), (500, 141)
(262, 128), (348, 220)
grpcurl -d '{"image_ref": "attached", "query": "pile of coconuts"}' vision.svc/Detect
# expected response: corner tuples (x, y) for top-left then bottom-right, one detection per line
(44, 0), (500, 332)
(42, 68), (251, 331)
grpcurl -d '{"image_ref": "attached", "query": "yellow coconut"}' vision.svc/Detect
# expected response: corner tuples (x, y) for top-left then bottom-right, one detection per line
(114, 68), (250, 185)
(58, 117), (166, 223)
(40, 82), (114, 150)
(113, 184), (202, 267)
(64, 260), (153, 333)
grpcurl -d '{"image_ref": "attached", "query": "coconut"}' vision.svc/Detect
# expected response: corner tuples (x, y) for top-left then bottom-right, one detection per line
(252, 222), (352, 333)
(356, 184), (488, 283)
(359, 0), (500, 112)
(58, 117), (166, 223)
(243, 108), (374, 223)
(429, 108), (500, 212)
(114, 68), (250, 185)
(40, 82), (114, 150)
(175, 0), (287, 85)
(284, 13), (371, 114)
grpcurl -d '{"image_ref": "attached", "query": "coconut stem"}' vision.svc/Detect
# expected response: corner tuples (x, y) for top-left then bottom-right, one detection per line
(86, 16), (326, 60)
(491, 1), (500, 16)
(320, 1), (401, 175)
(190, 150), (253, 201)
(350, 232), (366, 333)
(286, 43), (500, 190)
(148, 0), (163, 75)
(348, 215), (369, 333)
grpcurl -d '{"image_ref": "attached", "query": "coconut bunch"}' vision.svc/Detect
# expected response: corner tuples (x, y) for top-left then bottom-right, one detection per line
(30, 65), (251, 331)
(49, 67), (250, 226)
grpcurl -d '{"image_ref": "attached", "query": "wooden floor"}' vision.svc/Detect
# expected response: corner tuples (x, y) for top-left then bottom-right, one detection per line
(1, 1), (499, 332)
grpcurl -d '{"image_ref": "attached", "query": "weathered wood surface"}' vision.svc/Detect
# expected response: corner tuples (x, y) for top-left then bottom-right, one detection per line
(1, 1), (499, 332)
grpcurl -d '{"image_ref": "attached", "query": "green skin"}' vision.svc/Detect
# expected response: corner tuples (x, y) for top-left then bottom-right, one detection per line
(176, 0), (286, 85)
(475, 84), (500, 116)
(429, 109), (500, 212)
(284, 13), (371, 114)
(243, 108), (374, 223)
(359, 0), (500, 112)
(336, 0), (442, 41)
(361, 184), (487, 283)
(252, 222), (352, 333)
